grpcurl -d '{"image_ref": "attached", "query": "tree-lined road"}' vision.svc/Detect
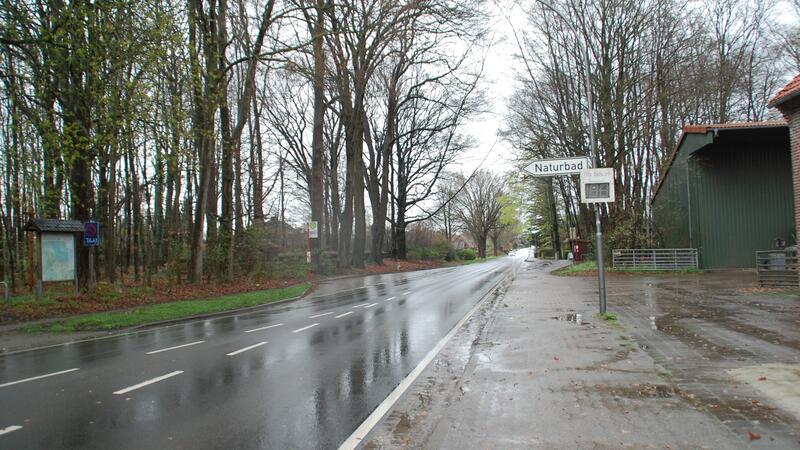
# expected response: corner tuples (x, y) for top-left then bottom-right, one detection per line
(0, 258), (519, 449)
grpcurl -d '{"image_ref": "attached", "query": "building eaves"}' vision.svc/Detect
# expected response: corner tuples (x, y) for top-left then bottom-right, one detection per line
(768, 74), (800, 108)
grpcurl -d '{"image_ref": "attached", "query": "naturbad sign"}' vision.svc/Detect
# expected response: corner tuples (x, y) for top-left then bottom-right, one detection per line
(524, 157), (591, 177)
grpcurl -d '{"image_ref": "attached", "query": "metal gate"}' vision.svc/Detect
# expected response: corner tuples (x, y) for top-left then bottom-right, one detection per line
(612, 248), (698, 270)
(756, 250), (799, 287)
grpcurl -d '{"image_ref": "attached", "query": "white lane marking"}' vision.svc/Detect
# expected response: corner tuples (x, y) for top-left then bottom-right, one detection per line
(339, 278), (505, 450)
(226, 341), (268, 356)
(0, 368), (80, 389)
(113, 371), (183, 395)
(309, 312), (333, 318)
(0, 425), (22, 436)
(244, 323), (284, 333)
(403, 291), (412, 295)
(146, 340), (204, 355)
(351, 303), (369, 308)
(384, 296), (396, 302)
(335, 312), (353, 319)
(292, 323), (319, 333)
(364, 302), (379, 309)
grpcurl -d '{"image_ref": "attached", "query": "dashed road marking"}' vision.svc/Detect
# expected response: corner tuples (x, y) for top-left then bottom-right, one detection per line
(385, 296), (396, 302)
(292, 323), (320, 333)
(335, 312), (353, 319)
(113, 371), (183, 395)
(0, 368), (80, 389)
(309, 312), (333, 318)
(0, 425), (22, 436)
(227, 341), (268, 356)
(364, 302), (379, 309)
(244, 323), (284, 333)
(146, 341), (205, 355)
(351, 303), (369, 308)
(403, 291), (412, 295)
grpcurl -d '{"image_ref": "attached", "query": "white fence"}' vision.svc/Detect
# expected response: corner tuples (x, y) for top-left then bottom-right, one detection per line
(612, 248), (698, 270)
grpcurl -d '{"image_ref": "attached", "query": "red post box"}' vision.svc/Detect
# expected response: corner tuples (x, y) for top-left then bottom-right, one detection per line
(572, 239), (590, 262)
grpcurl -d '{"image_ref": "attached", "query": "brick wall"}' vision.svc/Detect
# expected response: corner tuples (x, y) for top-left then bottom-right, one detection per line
(779, 99), (800, 242)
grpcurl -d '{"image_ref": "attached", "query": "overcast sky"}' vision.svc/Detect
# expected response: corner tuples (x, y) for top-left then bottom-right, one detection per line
(457, 1), (526, 178)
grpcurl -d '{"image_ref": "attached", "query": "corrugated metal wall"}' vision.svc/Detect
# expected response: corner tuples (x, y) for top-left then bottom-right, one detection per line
(653, 127), (793, 269)
(689, 129), (793, 268)
(652, 133), (712, 250)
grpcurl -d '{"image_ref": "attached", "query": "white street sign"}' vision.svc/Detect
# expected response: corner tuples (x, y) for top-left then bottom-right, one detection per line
(524, 156), (591, 177)
(580, 168), (615, 203)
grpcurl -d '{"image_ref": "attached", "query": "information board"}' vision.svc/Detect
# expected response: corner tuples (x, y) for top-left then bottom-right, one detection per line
(41, 233), (76, 282)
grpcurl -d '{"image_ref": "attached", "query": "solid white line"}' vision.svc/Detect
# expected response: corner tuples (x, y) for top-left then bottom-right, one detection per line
(384, 296), (396, 302)
(0, 425), (22, 436)
(292, 323), (319, 333)
(339, 279), (505, 450)
(335, 312), (353, 319)
(364, 302), (379, 309)
(113, 371), (183, 395)
(351, 303), (369, 308)
(146, 340), (204, 355)
(403, 291), (412, 295)
(226, 341), (268, 356)
(244, 323), (284, 333)
(0, 368), (80, 389)
(309, 312), (334, 318)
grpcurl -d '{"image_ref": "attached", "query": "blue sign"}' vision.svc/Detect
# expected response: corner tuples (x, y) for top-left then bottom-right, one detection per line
(84, 221), (100, 247)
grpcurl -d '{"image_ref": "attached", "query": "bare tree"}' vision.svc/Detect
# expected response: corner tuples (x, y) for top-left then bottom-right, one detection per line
(456, 171), (506, 259)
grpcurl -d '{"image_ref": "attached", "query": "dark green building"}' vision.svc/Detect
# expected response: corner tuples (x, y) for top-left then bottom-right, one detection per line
(652, 122), (793, 269)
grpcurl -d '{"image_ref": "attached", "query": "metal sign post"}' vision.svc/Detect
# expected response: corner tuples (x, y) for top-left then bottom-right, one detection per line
(580, 169), (615, 314)
(595, 207), (607, 313)
(84, 221), (100, 294)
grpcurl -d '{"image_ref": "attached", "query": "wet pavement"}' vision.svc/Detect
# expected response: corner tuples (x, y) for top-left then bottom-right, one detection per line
(0, 258), (517, 449)
(364, 261), (800, 448)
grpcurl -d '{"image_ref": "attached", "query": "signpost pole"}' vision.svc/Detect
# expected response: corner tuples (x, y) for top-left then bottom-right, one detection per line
(595, 205), (607, 314)
(306, 223), (311, 281)
(88, 247), (96, 294)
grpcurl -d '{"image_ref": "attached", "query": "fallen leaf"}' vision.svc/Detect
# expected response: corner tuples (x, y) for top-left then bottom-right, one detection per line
(758, 376), (767, 381)
(748, 431), (761, 441)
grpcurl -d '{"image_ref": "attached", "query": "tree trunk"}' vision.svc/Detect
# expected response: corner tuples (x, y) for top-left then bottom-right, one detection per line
(309, 0), (326, 273)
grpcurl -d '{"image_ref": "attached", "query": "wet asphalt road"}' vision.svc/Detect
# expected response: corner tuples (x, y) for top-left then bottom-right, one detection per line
(0, 257), (519, 449)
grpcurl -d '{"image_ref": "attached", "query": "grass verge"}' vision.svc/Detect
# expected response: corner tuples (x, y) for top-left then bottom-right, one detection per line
(456, 255), (499, 266)
(553, 260), (702, 276)
(597, 311), (624, 330)
(31, 282), (311, 333)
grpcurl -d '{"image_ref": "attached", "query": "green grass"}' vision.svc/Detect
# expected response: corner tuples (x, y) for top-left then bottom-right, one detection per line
(553, 260), (702, 276)
(598, 312), (618, 321)
(597, 311), (624, 330)
(554, 261), (598, 274)
(32, 282), (311, 333)
(455, 255), (498, 265)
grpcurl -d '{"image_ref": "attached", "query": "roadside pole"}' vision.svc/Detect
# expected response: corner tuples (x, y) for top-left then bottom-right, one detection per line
(595, 206), (607, 313)
(306, 223), (311, 281)
(580, 168), (614, 314)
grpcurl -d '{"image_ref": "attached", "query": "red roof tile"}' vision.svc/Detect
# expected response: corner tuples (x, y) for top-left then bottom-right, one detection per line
(682, 121), (786, 133)
(769, 74), (800, 108)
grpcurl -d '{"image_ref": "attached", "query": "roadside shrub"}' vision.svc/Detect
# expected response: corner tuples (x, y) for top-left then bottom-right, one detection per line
(457, 248), (477, 260)
(408, 245), (443, 260)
